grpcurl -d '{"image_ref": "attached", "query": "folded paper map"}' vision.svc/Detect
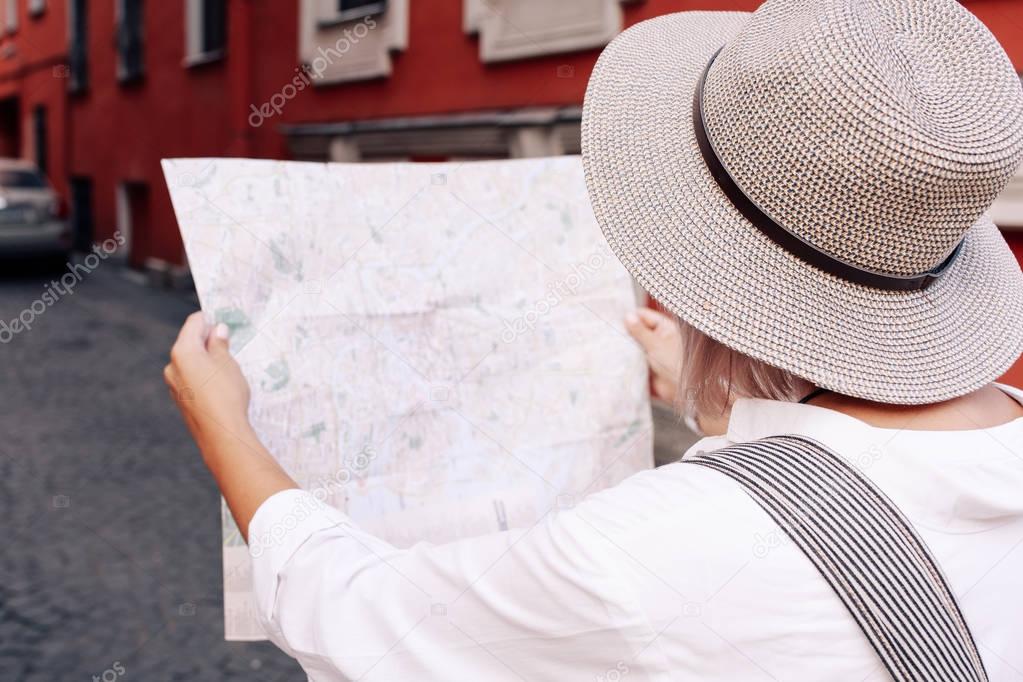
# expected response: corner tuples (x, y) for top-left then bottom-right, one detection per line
(162, 156), (653, 640)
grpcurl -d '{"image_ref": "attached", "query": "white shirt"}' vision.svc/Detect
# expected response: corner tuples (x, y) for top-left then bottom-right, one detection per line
(248, 386), (1023, 681)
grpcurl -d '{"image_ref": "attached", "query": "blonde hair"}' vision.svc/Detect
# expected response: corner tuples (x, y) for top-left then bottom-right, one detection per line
(677, 318), (813, 424)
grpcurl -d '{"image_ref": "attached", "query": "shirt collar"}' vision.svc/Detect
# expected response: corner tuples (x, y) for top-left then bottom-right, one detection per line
(725, 397), (877, 450)
(727, 383), (1023, 446)
(723, 393), (1023, 533)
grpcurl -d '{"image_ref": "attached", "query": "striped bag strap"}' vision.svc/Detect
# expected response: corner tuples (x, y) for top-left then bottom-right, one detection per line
(684, 434), (988, 682)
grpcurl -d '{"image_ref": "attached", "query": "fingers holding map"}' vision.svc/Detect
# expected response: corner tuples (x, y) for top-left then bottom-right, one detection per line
(162, 156), (653, 640)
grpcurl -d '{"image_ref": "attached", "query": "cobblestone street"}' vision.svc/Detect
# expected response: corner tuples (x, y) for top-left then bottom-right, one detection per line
(0, 258), (696, 681)
(0, 261), (302, 681)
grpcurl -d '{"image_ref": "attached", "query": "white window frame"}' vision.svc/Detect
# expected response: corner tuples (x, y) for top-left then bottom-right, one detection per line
(298, 0), (408, 85)
(184, 0), (226, 67)
(320, 0), (388, 28)
(464, 0), (635, 63)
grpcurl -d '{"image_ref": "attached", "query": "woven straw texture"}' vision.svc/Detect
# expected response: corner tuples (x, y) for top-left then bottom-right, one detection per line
(581, 2), (1023, 405)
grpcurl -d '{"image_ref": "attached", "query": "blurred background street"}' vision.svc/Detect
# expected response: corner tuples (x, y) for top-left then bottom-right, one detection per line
(0, 261), (301, 680)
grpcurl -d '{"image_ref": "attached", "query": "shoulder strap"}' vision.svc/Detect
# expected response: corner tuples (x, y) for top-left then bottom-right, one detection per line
(684, 435), (987, 682)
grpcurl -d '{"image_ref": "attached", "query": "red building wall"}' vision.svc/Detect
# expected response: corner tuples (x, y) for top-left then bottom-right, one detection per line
(51, 0), (771, 263)
(1, 0), (1016, 264)
(243, 0), (760, 154)
(240, 0), (1022, 140)
(0, 0), (69, 195)
(0, 0), (1021, 388)
(64, 1), (237, 265)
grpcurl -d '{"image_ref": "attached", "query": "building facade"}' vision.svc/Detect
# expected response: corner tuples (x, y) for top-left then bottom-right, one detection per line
(0, 0), (1019, 265)
(1, 1), (1022, 381)
(1, 0), (1014, 263)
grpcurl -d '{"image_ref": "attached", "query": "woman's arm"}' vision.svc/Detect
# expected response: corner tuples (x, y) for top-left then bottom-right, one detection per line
(163, 312), (298, 540)
(165, 307), (684, 542)
(162, 312), (721, 681)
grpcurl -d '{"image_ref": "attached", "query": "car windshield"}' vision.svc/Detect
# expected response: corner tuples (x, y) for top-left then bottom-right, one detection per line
(0, 169), (47, 189)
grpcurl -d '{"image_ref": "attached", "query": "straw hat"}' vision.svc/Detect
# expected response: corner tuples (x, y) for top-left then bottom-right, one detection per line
(581, 0), (1023, 404)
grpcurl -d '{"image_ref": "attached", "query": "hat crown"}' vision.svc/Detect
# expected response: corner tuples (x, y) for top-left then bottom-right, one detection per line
(702, 0), (1023, 276)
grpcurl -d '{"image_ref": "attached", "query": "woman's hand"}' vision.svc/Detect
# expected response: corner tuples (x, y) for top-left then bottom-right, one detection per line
(164, 312), (297, 540)
(164, 312), (252, 450)
(625, 307), (683, 403)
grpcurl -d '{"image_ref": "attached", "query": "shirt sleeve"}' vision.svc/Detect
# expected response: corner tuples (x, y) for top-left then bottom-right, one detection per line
(246, 484), (667, 681)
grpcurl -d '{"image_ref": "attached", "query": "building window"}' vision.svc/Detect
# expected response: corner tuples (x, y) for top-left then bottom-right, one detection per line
(0, 98), (18, 157)
(201, 0), (225, 54)
(69, 0), (88, 92)
(6, 0), (18, 33)
(28, 0), (43, 17)
(464, 0), (627, 64)
(116, 181), (148, 267)
(325, 0), (387, 26)
(70, 177), (95, 252)
(117, 0), (144, 83)
(185, 0), (225, 65)
(303, 0), (406, 83)
(32, 105), (46, 175)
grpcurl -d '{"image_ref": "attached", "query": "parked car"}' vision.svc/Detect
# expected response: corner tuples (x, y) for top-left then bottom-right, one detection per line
(0, 159), (70, 261)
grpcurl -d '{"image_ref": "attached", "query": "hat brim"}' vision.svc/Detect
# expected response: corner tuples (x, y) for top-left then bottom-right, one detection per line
(581, 11), (1023, 404)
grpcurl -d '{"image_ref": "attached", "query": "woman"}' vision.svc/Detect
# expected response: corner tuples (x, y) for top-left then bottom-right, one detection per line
(166, 0), (1023, 679)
